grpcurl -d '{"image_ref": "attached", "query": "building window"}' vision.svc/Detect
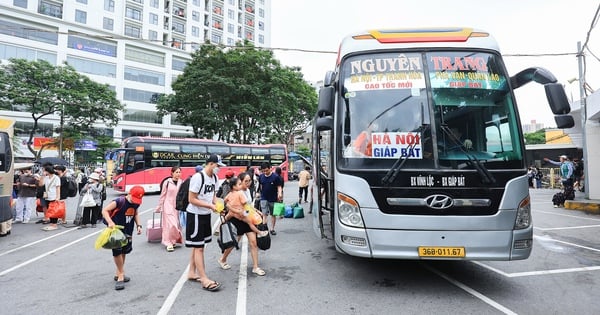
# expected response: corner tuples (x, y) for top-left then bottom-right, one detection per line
(228, 9), (234, 19)
(258, 21), (264, 30)
(258, 34), (264, 44)
(259, 8), (264, 18)
(103, 17), (114, 30)
(228, 0), (235, 5)
(171, 38), (184, 49)
(123, 88), (162, 105)
(149, 13), (158, 25)
(150, 0), (159, 8)
(0, 19), (58, 45)
(123, 109), (162, 124)
(192, 0), (200, 6)
(124, 24), (141, 38)
(76, 0), (87, 4)
(211, 34), (221, 44)
(192, 26), (199, 37)
(104, 0), (114, 12)
(130, 0), (143, 4)
(125, 46), (164, 66)
(13, 0), (27, 8)
(124, 67), (165, 86)
(192, 11), (200, 21)
(172, 21), (185, 34)
(227, 23), (234, 34)
(38, 0), (63, 18)
(148, 30), (157, 41)
(0, 43), (57, 64)
(227, 37), (234, 46)
(75, 10), (87, 24)
(66, 56), (116, 77)
(126, 7), (142, 21)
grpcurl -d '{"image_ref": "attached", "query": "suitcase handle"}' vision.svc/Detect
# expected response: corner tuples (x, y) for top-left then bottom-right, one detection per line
(152, 212), (162, 228)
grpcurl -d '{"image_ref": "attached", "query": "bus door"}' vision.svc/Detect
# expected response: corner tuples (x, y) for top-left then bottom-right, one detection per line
(0, 119), (14, 224)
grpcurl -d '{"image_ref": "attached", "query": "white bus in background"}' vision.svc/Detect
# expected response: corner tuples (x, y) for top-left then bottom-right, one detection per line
(312, 27), (573, 260)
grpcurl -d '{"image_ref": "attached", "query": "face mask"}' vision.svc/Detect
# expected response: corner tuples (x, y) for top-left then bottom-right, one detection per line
(214, 167), (220, 174)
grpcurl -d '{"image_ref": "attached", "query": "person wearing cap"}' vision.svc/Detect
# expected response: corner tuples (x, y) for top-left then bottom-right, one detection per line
(185, 154), (224, 292)
(101, 185), (145, 290)
(79, 172), (104, 228)
(544, 155), (575, 190)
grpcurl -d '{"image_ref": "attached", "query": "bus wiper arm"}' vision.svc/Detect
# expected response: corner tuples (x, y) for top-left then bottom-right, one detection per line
(381, 124), (429, 186)
(440, 125), (496, 184)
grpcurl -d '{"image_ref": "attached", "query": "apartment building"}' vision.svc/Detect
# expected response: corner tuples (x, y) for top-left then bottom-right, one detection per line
(0, 0), (271, 156)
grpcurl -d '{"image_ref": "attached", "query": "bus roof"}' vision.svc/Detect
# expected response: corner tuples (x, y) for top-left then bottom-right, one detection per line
(337, 27), (500, 65)
(121, 136), (286, 149)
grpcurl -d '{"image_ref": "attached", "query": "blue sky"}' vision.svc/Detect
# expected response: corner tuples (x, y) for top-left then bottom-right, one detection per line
(270, 0), (600, 127)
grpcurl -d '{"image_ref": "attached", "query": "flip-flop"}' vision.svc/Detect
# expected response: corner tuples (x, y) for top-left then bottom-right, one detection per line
(187, 277), (202, 282)
(202, 281), (221, 291)
(115, 281), (125, 290)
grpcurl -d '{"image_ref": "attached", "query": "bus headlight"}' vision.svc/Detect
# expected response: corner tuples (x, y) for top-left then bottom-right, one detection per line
(337, 193), (364, 228)
(514, 196), (531, 230)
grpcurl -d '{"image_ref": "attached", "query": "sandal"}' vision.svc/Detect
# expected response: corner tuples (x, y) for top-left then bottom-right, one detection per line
(202, 281), (221, 291)
(166, 245), (174, 252)
(252, 267), (266, 276)
(218, 259), (231, 270)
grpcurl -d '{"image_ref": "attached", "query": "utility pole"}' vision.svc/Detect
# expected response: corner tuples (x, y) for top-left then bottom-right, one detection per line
(58, 104), (64, 159)
(576, 41), (589, 199)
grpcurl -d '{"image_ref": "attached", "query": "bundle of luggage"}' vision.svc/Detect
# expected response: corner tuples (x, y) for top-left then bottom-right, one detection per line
(552, 186), (575, 207)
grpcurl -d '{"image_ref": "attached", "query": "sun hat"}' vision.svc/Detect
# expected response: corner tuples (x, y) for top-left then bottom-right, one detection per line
(89, 172), (100, 181)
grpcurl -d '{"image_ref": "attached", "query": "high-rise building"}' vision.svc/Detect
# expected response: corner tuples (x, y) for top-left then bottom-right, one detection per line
(0, 0), (272, 152)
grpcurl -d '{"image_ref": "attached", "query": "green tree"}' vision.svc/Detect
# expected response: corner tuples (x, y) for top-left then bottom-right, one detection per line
(524, 129), (546, 145)
(0, 59), (124, 159)
(157, 42), (317, 145)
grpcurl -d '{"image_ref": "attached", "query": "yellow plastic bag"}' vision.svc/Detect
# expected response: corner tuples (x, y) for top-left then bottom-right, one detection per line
(95, 226), (125, 250)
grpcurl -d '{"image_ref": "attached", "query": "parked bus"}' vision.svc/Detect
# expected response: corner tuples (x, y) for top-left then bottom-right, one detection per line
(111, 137), (288, 193)
(0, 119), (15, 229)
(312, 27), (573, 260)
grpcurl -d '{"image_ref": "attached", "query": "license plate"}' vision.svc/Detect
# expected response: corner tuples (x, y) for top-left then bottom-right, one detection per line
(418, 246), (465, 258)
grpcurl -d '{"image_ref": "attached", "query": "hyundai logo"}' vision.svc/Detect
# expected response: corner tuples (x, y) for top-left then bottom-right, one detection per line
(424, 194), (453, 209)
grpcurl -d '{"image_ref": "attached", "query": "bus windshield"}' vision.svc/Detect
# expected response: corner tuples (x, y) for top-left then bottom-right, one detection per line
(338, 51), (523, 170)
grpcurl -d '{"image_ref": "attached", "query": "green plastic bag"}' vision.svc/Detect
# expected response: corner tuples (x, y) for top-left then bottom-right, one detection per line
(293, 204), (304, 219)
(95, 226), (127, 250)
(273, 202), (285, 216)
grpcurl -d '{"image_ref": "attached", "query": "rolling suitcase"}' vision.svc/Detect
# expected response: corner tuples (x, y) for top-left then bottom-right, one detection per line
(146, 212), (162, 243)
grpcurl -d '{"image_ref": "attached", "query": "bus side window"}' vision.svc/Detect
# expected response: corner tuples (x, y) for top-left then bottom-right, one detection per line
(134, 161), (144, 171)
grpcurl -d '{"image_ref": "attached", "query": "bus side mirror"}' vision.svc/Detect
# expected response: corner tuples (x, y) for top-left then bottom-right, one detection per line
(323, 71), (336, 87)
(317, 86), (335, 117)
(545, 83), (571, 114)
(315, 116), (333, 131)
(554, 114), (575, 129)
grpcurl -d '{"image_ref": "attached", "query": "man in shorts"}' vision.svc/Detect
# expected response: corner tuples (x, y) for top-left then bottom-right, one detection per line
(258, 162), (283, 235)
(185, 154), (224, 291)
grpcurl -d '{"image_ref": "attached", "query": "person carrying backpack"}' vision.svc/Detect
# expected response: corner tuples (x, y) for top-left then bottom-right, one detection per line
(184, 154), (224, 291)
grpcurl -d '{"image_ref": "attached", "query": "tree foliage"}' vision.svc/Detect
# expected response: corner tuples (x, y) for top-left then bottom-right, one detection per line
(524, 129), (546, 145)
(0, 59), (124, 159)
(157, 42), (318, 145)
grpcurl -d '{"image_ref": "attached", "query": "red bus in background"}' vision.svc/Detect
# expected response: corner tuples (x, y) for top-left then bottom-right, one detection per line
(111, 137), (288, 193)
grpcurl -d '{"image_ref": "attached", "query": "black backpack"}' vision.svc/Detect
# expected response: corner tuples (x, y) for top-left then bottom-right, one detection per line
(66, 176), (77, 198)
(176, 172), (217, 211)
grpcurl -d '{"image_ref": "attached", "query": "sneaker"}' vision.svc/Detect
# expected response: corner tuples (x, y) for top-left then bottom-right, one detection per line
(42, 225), (58, 231)
(270, 230), (277, 235)
(166, 245), (174, 252)
(553, 205), (558, 208)
(78, 224), (88, 229)
(13, 219), (22, 223)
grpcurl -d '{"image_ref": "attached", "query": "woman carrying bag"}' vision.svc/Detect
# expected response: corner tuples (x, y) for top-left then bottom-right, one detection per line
(79, 172), (104, 228)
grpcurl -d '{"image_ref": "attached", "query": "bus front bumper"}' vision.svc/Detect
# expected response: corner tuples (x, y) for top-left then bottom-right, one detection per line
(335, 224), (533, 261)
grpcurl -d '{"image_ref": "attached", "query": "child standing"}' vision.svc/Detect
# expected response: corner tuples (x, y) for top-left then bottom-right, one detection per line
(101, 186), (145, 290)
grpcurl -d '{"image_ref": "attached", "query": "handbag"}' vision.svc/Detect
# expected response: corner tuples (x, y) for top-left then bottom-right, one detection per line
(217, 216), (239, 253)
(80, 191), (96, 208)
(46, 200), (65, 219)
(256, 223), (271, 250)
(293, 203), (304, 219)
(273, 202), (285, 216)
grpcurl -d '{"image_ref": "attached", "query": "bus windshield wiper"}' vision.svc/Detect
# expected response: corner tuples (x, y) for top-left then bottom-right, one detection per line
(439, 125), (496, 184)
(381, 124), (429, 186)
